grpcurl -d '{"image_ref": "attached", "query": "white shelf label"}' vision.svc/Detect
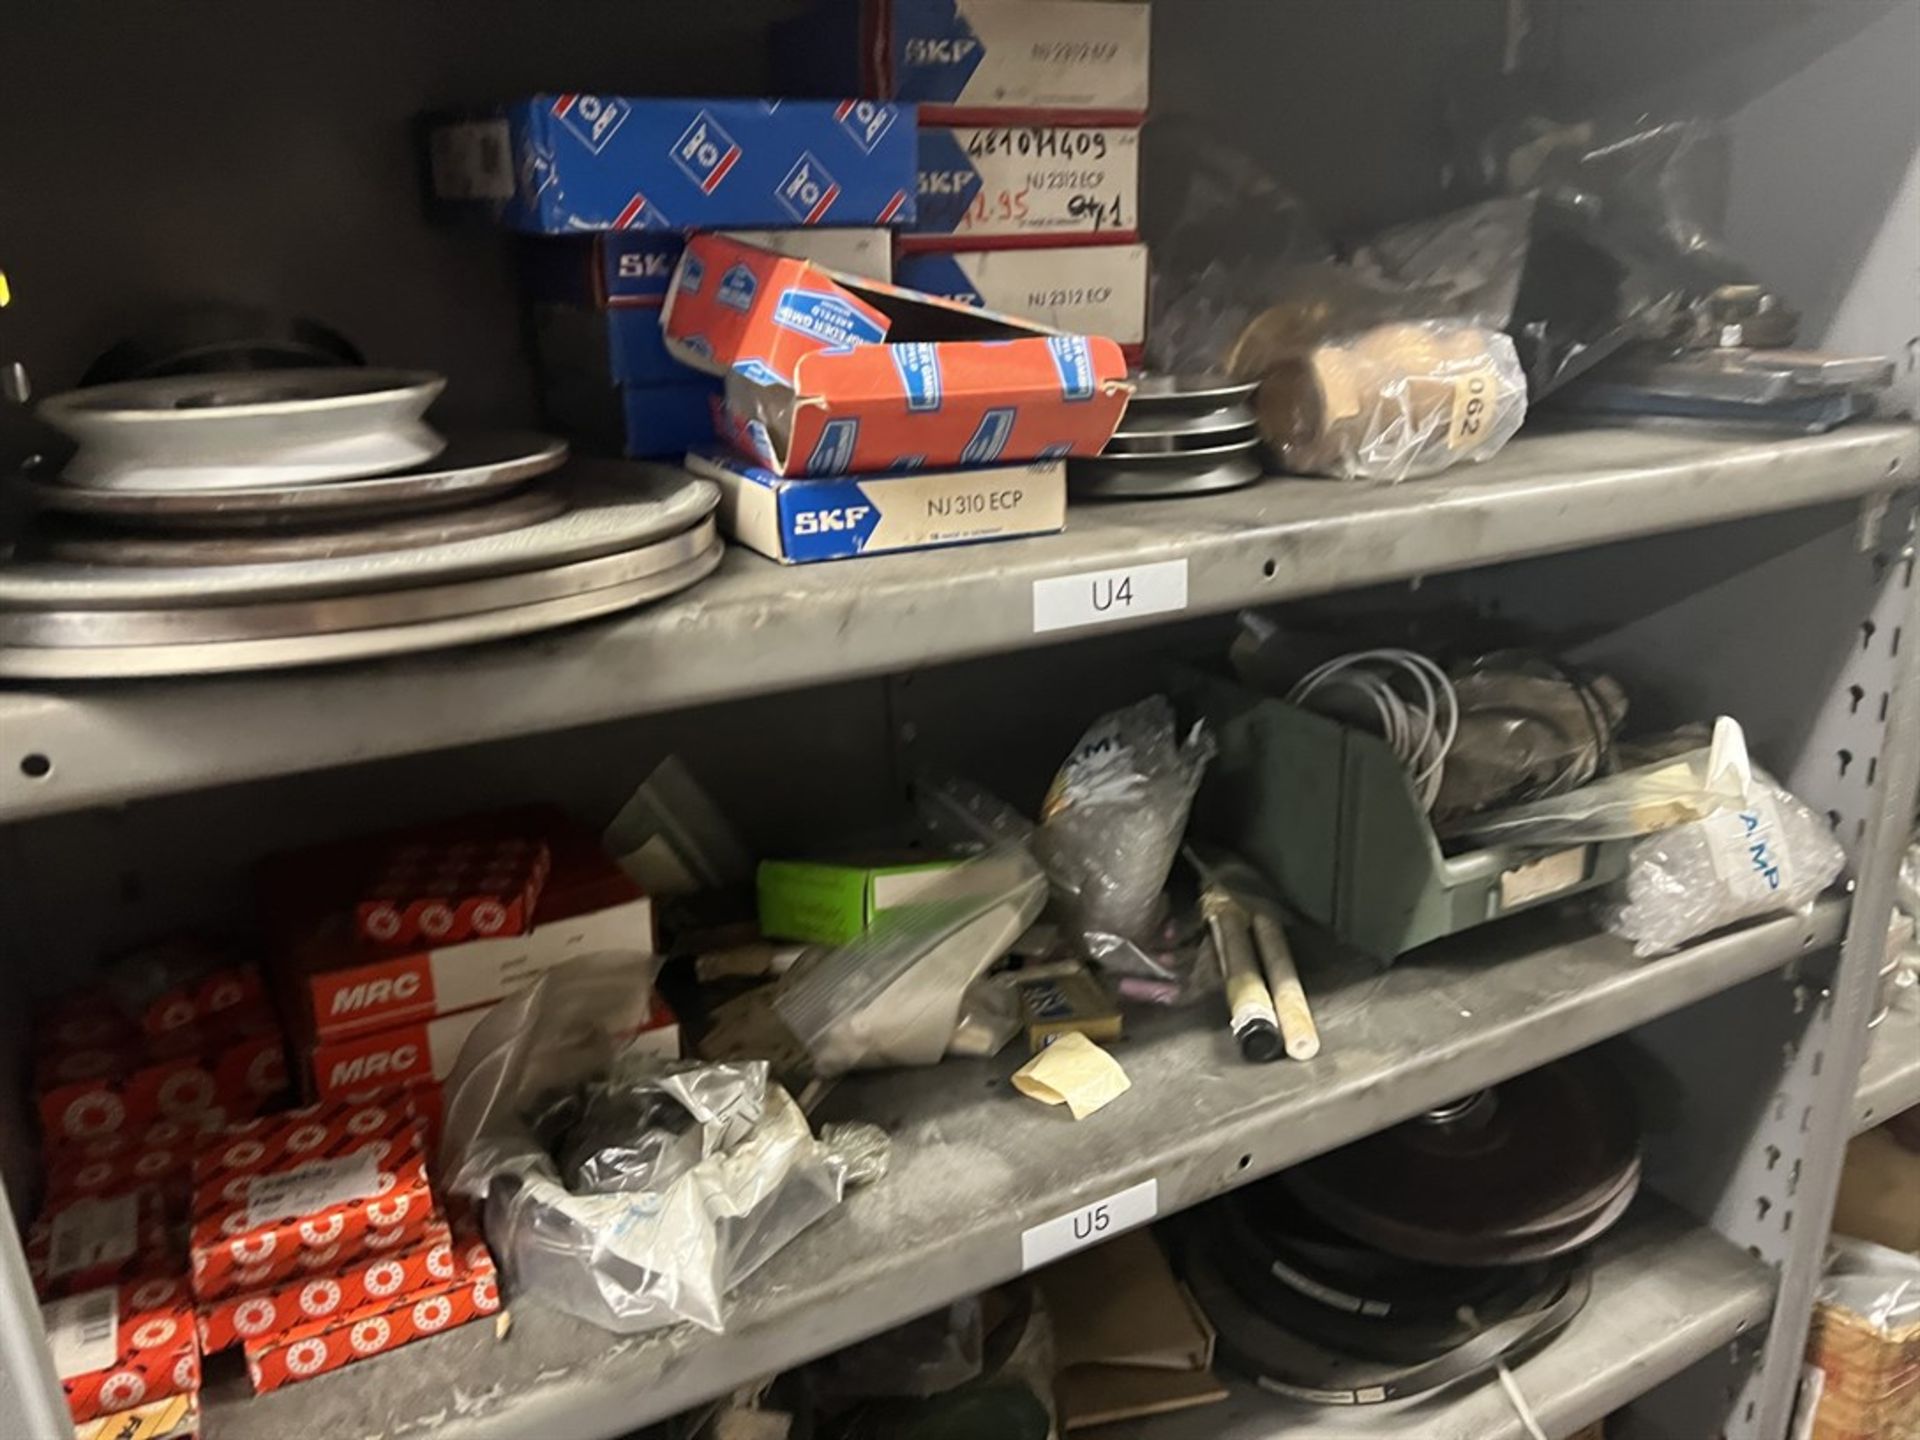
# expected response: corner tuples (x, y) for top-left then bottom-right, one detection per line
(1020, 1178), (1157, 1270)
(1032, 560), (1187, 634)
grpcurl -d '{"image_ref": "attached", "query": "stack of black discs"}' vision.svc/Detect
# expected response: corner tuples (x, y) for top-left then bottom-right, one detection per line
(1170, 1053), (1640, 1406)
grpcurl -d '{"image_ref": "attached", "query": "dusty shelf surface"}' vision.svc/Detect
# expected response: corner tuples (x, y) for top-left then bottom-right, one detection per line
(6, 422), (1915, 821)
(201, 898), (1842, 1440)
(1855, 985), (1920, 1133)
(1104, 1197), (1774, 1440)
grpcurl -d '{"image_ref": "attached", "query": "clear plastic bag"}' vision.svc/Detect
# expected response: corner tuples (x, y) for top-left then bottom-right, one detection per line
(776, 780), (1049, 1075)
(1250, 321), (1528, 481)
(1806, 1236), (1920, 1437)
(1433, 655), (1627, 825)
(1601, 772), (1846, 957)
(442, 953), (877, 1334)
(1453, 741), (1746, 848)
(1036, 697), (1215, 954)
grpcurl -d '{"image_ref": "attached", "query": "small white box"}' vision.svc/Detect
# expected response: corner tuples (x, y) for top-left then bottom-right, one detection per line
(895, 245), (1148, 346)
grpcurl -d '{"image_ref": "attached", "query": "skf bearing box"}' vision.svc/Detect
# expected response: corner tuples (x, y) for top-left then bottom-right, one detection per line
(520, 227), (893, 307)
(198, 1212), (452, 1352)
(437, 96), (917, 234)
(355, 836), (550, 949)
(909, 126), (1139, 248)
(262, 807), (655, 1043)
(539, 376), (722, 460)
(895, 244), (1148, 347)
(688, 450), (1064, 565)
(778, 0), (1152, 124)
(42, 1275), (200, 1424)
(663, 233), (1130, 476)
(27, 1190), (175, 1301)
(36, 1014), (288, 1153)
(242, 1223), (499, 1394)
(307, 990), (678, 1104)
(189, 1099), (435, 1303)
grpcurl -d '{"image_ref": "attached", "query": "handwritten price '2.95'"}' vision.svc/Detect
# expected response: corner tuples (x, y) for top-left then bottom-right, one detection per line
(967, 188), (1031, 226)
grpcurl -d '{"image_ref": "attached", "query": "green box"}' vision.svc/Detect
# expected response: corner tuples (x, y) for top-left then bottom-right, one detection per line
(756, 857), (968, 945)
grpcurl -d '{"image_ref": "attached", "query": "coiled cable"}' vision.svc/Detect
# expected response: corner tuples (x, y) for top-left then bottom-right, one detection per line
(1288, 648), (1459, 812)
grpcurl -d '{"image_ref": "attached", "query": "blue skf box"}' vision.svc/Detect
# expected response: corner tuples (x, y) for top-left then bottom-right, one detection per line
(442, 96), (919, 234)
(684, 449), (1066, 564)
(517, 229), (894, 308)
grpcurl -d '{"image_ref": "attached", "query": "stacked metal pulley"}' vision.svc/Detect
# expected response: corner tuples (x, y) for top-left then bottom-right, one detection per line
(1170, 1053), (1640, 1406)
(1068, 373), (1264, 498)
(1, 369), (721, 678)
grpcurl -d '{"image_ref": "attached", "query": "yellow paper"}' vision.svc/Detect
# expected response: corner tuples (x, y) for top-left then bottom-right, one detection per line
(1013, 1031), (1131, 1120)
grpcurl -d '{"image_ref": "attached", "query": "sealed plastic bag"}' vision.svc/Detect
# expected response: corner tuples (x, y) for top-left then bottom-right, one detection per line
(443, 953), (881, 1333)
(1453, 720), (1751, 847)
(1601, 772), (1845, 957)
(1036, 697), (1215, 958)
(776, 781), (1049, 1075)
(1805, 1237), (1920, 1439)
(1434, 656), (1627, 824)
(1250, 322), (1527, 481)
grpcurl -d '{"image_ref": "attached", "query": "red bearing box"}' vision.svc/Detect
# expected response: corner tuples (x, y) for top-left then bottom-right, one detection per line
(42, 1275), (199, 1424)
(27, 1189), (176, 1301)
(72, 1392), (200, 1440)
(190, 1099), (434, 1303)
(356, 837), (550, 949)
(198, 1214), (454, 1352)
(243, 1225), (498, 1394)
(263, 807), (653, 1043)
(47, 1131), (195, 1213)
(37, 1016), (288, 1151)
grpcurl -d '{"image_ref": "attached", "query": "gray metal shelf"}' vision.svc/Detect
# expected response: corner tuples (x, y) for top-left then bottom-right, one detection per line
(200, 899), (1843, 1440)
(6, 422), (1915, 824)
(1854, 989), (1920, 1133)
(1104, 1198), (1772, 1440)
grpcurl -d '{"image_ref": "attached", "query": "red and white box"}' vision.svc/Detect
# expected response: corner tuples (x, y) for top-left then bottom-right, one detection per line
(190, 1100), (434, 1303)
(198, 1214), (453, 1352)
(46, 1129), (197, 1213)
(37, 1022), (288, 1151)
(72, 1391), (200, 1440)
(308, 989), (681, 1103)
(243, 1226), (499, 1394)
(265, 808), (654, 1043)
(355, 837), (551, 949)
(42, 1275), (199, 1424)
(48, 945), (270, 1047)
(27, 1190), (176, 1301)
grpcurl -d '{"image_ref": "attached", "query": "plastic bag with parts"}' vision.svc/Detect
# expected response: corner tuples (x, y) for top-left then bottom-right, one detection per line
(442, 952), (883, 1334)
(1036, 696), (1215, 958)
(1600, 772), (1845, 957)
(775, 780), (1049, 1075)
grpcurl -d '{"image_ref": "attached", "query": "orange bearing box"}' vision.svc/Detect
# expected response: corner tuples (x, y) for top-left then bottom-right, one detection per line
(265, 807), (653, 1043)
(190, 1098), (434, 1304)
(356, 836), (551, 949)
(27, 1189), (175, 1301)
(36, 1009), (288, 1152)
(72, 1391), (199, 1440)
(43, 1274), (199, 1424)
(47, 1133), (194, 1218)
(199, 1214), (453, 1352)
(244, 1222), (499, 1394)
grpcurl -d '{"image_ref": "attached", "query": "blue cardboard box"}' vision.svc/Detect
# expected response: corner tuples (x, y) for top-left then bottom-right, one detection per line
(479, 96), (918, 234)
(685, 449), (1066, 564)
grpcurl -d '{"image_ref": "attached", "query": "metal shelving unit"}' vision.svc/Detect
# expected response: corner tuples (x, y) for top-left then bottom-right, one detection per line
(4, 423), (1914, 823)
(1105, 1200), (1774, 1440)
(197, 901), (1843, 1440)
(1854, 992), (1920, 1133)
